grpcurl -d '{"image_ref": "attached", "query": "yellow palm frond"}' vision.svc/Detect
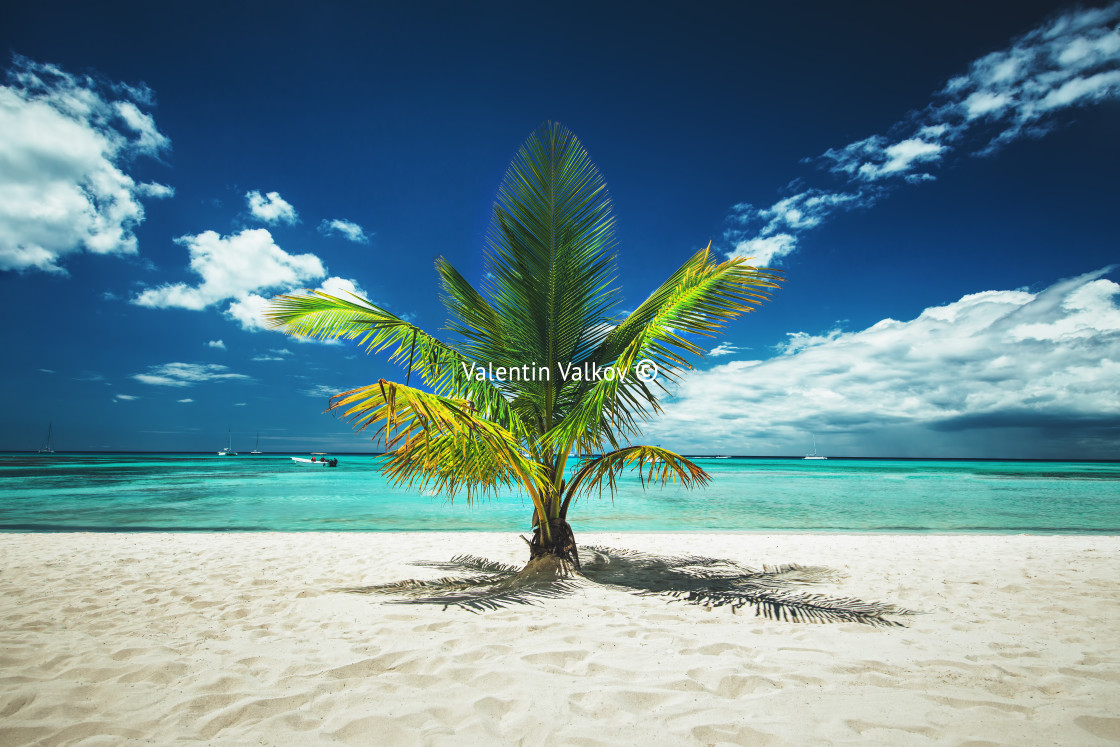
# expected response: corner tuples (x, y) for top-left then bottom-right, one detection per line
(560, 445), (709, 518)
(329, 378), (552, 529)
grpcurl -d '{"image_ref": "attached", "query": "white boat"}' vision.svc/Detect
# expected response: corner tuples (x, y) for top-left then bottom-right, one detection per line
(218, 427), (238, 456)
(714, 455), (730, 459)
(803, 435), (827, 460)
(250, 434), (262, 455)
(291, 456), (337, 467)
(37, 422), (55, 454)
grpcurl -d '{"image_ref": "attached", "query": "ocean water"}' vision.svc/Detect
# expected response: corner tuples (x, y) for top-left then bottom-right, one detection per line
(1, 453), (1118, 533)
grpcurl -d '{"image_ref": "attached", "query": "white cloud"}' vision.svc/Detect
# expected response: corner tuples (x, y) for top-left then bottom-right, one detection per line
(249, 347), (293, 360)
(206, 339), (226, 350)
(225, 293), (272, 332)
(857, 138), (945, 181)
(319, 218), (369, 243)
(227, 275), (368, 332)
(646, 269), (1120, 458)
(132, 362), (250, 387)
(0, 56), (172, 273)
(138, 183), (174, 199)
(318, 275), (367, 299)
(823, 136), (946, 182)
(729, 233), (797, 268)
(708, 343), (742, 357)
(246, 190), (297, 225)
(307, 384), (348, 398)
(727, 190), (866, 265)
(132, 228), (326, 310)
(132, 226), (374, 335)
(38, 368), (55, 373)
(943, 5), (1120, 146)
(177, 398), (194, 403)
(234, 402), (247, 406)
(726, 4), (1120, 265)
(114, 394), (139, 401)
(776, 327), (844, 355)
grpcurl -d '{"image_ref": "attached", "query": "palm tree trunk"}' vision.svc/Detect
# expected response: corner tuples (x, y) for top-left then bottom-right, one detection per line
(526, 509), (581, 575)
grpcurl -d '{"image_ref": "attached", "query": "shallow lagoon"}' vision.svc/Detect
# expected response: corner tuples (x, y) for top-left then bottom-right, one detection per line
(1, 454), (1118, 532)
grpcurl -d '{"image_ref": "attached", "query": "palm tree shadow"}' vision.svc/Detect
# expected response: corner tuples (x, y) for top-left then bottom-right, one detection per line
(338, 547), (919, 626)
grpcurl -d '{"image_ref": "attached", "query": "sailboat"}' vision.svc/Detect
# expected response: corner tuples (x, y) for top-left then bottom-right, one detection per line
(250, 433), (262, 455)
(217, 427), (238, 456)
(37, 422), (55, 454)
(803, 434), (827, 460)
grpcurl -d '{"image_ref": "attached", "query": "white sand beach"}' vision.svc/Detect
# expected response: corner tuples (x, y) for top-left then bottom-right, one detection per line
(2, 532), (1119, 745)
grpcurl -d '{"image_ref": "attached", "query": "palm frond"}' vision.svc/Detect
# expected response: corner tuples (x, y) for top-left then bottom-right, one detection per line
(267, 286), (425, 357)
(541, 246), (782, 452)
(266, 288), (529, 437)
(561, 446), (709, 516)
(436, 259), (506, 365)
(329, 379), (549, 514)
(482, 122), (619, 431)
(598, 244), (782, 376)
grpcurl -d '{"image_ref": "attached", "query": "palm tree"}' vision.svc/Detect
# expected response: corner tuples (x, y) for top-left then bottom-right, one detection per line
(267, 122), (781, 576)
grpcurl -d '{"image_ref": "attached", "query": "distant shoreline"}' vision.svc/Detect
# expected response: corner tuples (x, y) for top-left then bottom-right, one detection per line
(4, 451), (1119, 463)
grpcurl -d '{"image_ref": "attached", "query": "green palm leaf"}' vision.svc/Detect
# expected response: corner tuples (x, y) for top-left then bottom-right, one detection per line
(540, 245), (781, 454)
(267, 288), (528, 436)
(479, 122), (619, 435)
(560, 445), (709, 518)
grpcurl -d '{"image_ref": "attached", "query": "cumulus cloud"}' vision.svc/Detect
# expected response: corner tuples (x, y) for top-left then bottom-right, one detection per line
(133, 226), (372, 334)
(206, 339), (226, 350)
(177, 398), (194, 403)
(727, 4), (1120, 266)
(132, 227), (326, 310)
(319, 218), (369, 243)
(223, 293), (272, 332)
(0, 56), (172, 273)
(132, 362), (250, 387)
(114, 394), (139, 401)
(227, 275), (368, 332)
(246, 190), (297, 225)
(646, 269), (1120, 458)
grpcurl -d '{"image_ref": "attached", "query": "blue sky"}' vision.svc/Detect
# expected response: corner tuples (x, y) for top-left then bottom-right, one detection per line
(1, 1), (1117, 457)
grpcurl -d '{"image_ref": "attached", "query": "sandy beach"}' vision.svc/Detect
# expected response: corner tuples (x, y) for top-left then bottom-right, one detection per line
(1, 532), (1118, 745)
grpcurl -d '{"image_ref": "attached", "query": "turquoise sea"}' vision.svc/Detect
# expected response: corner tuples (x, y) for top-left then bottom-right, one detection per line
(1, 453), (1118, 533)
